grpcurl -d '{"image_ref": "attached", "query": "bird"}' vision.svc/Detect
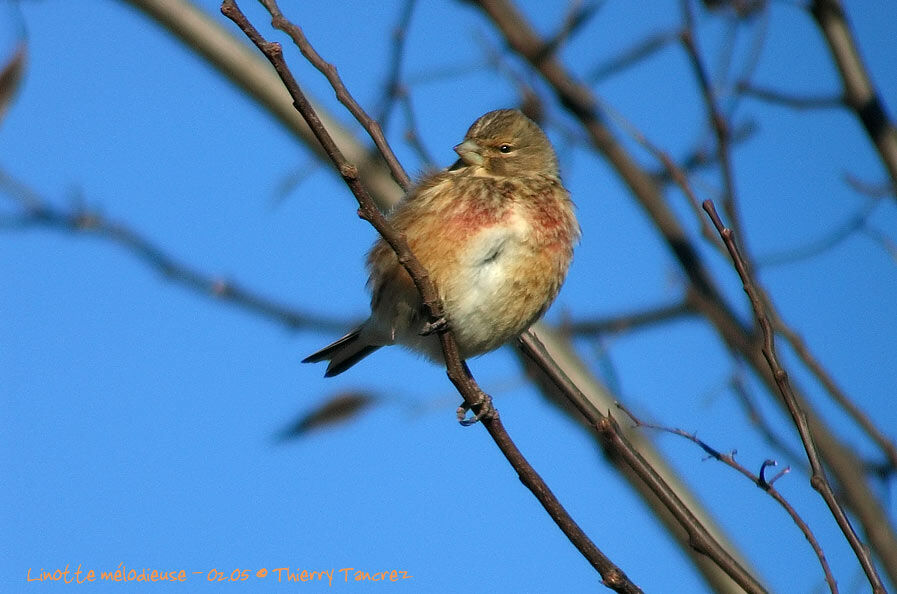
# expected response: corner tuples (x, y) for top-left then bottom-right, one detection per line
(303, 109), (579, 377)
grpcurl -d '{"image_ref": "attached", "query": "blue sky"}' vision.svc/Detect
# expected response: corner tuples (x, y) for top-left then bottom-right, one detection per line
(2, 1), (896, 592)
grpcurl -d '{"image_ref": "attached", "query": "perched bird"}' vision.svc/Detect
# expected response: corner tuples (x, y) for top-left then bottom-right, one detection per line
(304, 109), (579, 377)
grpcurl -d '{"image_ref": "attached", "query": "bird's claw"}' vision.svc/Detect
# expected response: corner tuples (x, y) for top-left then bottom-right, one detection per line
(419, 316), (449, 336)
(456, 393), (496, 426)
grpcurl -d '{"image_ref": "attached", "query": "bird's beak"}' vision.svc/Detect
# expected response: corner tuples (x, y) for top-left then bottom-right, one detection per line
(453, 139), (484, 166)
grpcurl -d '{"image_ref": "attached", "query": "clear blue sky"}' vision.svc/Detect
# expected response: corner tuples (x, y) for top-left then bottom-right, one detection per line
(2, 1), (896, 592)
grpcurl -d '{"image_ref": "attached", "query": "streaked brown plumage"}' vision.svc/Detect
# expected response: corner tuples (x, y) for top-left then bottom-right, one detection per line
(304, 109), (579, 376)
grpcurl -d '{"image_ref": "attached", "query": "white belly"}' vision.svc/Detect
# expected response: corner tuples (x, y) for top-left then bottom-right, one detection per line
(447, 210), (532, 354)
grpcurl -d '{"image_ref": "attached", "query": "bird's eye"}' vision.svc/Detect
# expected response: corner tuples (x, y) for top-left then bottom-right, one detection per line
(499, 144), (512, 153)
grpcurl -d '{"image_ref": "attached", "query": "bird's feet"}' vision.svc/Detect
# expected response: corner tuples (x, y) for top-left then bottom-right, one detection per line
(419, 315), (449, 336)
(456, 391), (497, 426)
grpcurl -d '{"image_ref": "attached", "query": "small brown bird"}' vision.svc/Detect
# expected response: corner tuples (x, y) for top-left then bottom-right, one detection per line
(304, 109), (579, 376)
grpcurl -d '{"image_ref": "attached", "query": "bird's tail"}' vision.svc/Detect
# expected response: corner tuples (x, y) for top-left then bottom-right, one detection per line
(302, 328), (381, 377)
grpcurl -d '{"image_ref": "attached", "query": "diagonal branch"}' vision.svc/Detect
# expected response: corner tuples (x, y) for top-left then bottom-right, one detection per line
(258, 0), (411, 192)
(518, 330), (768, 594)
(810, 0), (897, 199)
(220, 1), (642, 591)
(58, 4), (766, 589)
(679, 1), (747, 268)
(518, 322), (766, 593)
(373, 0), (417, 132)
(0, 169), (345, 333)
(616, 403), (837, 594)
(735, 82), (843, 110)
(564, 300), (695, 337)
(703, 199), (886, 594)
(468, 1), (897, 581)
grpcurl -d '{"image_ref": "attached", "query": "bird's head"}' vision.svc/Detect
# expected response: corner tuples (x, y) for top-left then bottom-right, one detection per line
(452, 109), (558, 178)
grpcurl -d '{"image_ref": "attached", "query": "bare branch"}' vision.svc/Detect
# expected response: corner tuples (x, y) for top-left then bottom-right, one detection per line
(469, 1), (897, 577)
(220, 2), (642, 590)
(398, 88), (438, 168)
(703, 199), (886, 594)
(861, 224), (897, 263)
(367, 0), (440, 167)
(124, 0), (402, 210)
(844, 173), (894, 198)
(373, 0), (417, 132)
(0, 169), (345, 333)
(756, 199), (878, 267)
(540, 0), (601, 59)
(518, 322), (770, 593)
(518, 330), (768, 594)
(736, 81), (844, 110)
(592, 95), (725, 251)
(680, 1), (745, 259)
(256, 0), (412, 192)
(770, 307), (897, 475)
(617, 403), (838, 594)
(729, 373), (809, 470)
(810, 0), (897, 198)
(564, 300), (695, 337)
(0, 43), (26, 125)
(650, 121), (758, 184)
(585, 28), (682, 84)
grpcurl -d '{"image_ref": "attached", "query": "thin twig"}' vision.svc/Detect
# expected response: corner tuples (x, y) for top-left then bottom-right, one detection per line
(702, 199), (886, 594)
(257, 0), (412, 192)
(616, 402), (838, 594)
(125, 0), (403, 212)
(367, 0), (435, 167)
(747, 187), (897, 472)
(729, 373), (809, 471)
(736, 82), (844, 110)
(539, 0), (600, 60)
(727, 2), (772, 116)
(585, 28), (682, 84)
(681, 1), (744, 262)
(862, 225), (897, 263)
(518, 323), (769, 593)
(811, 0), (897, 198)
(404, 59), (485, 86)
(844, 173), (893, 198)
(518, 330), (768, 594)
(398, 88), (438, 168)
(592, 95), (724, 251)
(564, 300), (695, 337)
(373, 0), (417, 132)
(474, 30), (546, 126)
(220, 2), (642, 590)
(650, 121), (757, 184)
(0, 170), (345, 333)
(770, 308), (897, 474)
(756, 199), (878, 267)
